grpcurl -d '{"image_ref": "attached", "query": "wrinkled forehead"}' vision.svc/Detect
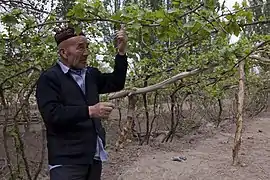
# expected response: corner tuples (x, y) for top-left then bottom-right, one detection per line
(69, 35), (88, 45)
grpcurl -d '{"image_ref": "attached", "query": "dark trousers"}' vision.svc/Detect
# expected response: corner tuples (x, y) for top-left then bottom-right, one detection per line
(50, 160), (102, 180)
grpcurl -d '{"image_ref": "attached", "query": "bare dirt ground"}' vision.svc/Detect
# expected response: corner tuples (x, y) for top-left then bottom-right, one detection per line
(102, 109), (270, 180)
(1, 107), (269, 180)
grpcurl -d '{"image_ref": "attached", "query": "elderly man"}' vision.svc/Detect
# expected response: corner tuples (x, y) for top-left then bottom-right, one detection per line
(35, 25), (128, 180)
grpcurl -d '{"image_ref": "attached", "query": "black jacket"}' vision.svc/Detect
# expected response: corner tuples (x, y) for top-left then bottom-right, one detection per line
(35, 54), (128, 165)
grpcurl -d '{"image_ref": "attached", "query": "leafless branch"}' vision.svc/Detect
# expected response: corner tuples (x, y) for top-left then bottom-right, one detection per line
(0, 158), (8, 173)
(0, 0), (50, 14)
(12, 82), (37, 180)
(249, 55), (270, 63)
(242, 20), (270, 27)
(221, 40), (270, 75)
(178, 3), (204, 19)
(108, 67), (211, 100)
(216, 2), (270, 19)
(0, 67), (40, 88)
(238, 40), (270, 65)
(0, 89), (15, 179)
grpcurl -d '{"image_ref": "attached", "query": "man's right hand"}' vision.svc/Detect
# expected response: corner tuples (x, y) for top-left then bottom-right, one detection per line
(88, 102), (115, 119)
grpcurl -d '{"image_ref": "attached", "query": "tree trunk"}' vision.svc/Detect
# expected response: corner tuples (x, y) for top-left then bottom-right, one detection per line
(0, 89), (15, 179)
(232, 60), (245, 165)
(115, 95), (137, 151)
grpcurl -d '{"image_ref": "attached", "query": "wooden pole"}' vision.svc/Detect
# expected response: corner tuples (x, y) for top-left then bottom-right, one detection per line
(232, 60), (245, 165)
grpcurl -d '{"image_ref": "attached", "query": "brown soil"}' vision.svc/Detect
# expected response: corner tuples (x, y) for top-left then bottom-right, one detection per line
(102, 110), (270, 180)
(1, 109), (270, 180)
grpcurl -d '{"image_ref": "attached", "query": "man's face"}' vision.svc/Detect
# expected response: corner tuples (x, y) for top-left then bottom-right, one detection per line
(59, 36), (89, 69)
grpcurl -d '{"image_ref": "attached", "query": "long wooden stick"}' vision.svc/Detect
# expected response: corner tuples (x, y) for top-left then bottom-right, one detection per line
(109, 68), (205, 100)
(232, 60), (245, 165)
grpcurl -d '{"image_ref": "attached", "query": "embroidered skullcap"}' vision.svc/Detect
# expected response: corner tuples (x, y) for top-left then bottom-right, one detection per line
(54, 25), (85, 45)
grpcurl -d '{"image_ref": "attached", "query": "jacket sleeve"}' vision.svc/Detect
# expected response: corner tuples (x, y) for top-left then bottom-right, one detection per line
(96, 53), (128, 94)
(35, 72), (89, 126)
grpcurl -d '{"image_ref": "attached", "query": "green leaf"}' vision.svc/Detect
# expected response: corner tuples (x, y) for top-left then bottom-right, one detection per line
(131, 23), (142, 30)
(73, 3), (85, 18)
(1, 14), (19, 24)
(172, 1), (180, 5)
(192, 21), (202, 32)
(232, 2), (240, 10)
(155, 10), (164, 18)
(245, 11), (253, 23)
(205, 0), (216, 10)
(111, 12), (121, 20)
(241, 0), (248, 7)
(231, 21), (240, 36)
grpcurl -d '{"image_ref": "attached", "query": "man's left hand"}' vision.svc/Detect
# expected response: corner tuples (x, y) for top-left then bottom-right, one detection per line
(116, 25), (128, 55)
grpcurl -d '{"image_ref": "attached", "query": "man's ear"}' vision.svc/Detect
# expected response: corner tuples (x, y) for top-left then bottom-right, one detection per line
(59, 48), (67, 59)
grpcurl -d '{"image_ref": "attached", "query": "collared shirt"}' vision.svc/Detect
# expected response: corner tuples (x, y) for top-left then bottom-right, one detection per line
(49, 60), (108, 171)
